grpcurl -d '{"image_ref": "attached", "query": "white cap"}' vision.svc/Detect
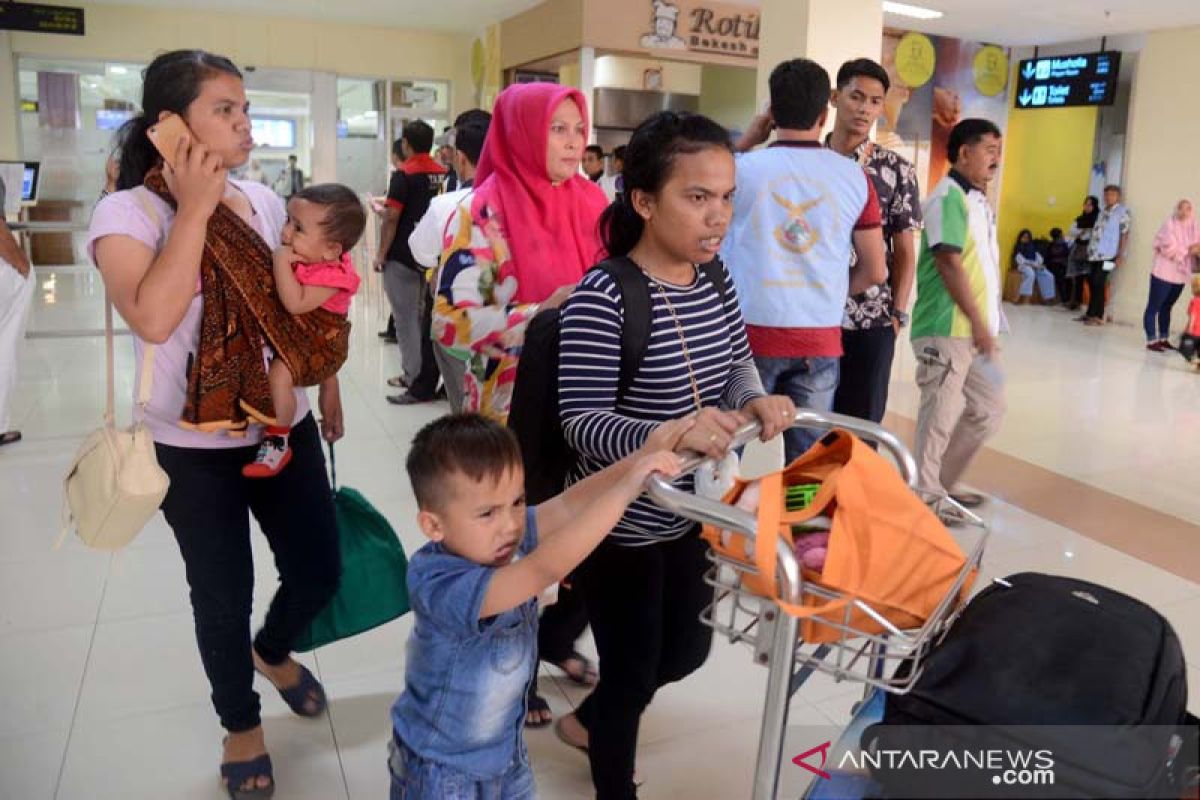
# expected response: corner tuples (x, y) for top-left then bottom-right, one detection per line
(653, 0), (680, 21)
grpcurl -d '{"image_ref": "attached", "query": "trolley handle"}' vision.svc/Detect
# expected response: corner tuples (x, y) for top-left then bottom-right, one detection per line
(644, 408), (918, 605)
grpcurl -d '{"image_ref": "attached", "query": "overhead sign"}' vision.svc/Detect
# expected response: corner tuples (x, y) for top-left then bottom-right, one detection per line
(1015, 51), (1120, 109)
(0, 2), (85, 36)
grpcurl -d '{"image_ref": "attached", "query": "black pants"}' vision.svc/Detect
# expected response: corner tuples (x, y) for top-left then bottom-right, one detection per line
(156, 414), (341, 732)
(408, 283), (442, 400)
(1086, 261), (1110, 319)
(832, 325), (897, 424)
(574, 532), (713, 799)
(538, 578), (589, 664)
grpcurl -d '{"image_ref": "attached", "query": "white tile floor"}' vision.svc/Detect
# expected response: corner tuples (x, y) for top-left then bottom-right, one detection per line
(1, 273), (1198, 799)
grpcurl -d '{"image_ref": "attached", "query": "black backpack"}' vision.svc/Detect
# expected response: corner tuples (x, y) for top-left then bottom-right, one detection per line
(862, 572), (1194, 799)
(507, 256), (727, 504)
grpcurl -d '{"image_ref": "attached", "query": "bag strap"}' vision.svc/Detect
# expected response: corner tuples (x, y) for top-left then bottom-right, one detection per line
(592, 257), (652, 403)
(756, 456), (861, 621)
(327, 441), (338, 494)
(697, 257), (728, 308)
(104, 296), (156, 423)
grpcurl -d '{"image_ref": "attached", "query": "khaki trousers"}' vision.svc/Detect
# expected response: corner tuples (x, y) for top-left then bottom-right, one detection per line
(912, 336), (1006, 496)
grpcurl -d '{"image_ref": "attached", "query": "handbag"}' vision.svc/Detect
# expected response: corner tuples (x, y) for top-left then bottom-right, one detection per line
(292, 443), (411, 652)
(702, 429), (973, 644)
(60, 297), (169, 549)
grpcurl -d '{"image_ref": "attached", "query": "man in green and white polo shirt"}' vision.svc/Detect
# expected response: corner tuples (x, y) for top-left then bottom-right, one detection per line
(911, 119), (1006, 509)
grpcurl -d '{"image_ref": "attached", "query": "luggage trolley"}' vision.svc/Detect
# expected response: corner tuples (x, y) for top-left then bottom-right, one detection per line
(645, 410), (988, 800)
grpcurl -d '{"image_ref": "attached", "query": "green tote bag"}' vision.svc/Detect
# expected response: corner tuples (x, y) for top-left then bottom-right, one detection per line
(293, 444), (411, 652)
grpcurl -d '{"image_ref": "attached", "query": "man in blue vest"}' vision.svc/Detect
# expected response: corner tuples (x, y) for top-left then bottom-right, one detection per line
(725, 58), (887, 461)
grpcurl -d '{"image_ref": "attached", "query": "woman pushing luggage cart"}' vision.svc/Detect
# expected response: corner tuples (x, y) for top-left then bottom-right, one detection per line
(645, 408), (989, 800)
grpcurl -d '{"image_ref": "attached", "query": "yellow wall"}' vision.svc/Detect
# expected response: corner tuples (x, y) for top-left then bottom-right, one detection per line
(0, 3), (477, 158)
(997, 85), (1098, 271)
(1116, 26), (1200, 322)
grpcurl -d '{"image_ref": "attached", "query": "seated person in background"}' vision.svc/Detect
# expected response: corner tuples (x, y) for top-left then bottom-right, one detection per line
(388, 413), (690, 799)
(1012, 228), (1054, 304)
(245, 184), (364, 478)
(1045, 227), (1071, 305)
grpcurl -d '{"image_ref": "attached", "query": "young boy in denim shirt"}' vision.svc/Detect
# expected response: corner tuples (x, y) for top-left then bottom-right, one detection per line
(389, 413), (691, 798)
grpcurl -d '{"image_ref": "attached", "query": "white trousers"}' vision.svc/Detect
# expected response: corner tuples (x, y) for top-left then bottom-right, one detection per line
(0, 262), (35, 432)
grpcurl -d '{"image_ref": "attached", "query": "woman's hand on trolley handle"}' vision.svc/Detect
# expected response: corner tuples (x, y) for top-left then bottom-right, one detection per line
(677, 407), (747, 460)
(743, 395), (797, 443)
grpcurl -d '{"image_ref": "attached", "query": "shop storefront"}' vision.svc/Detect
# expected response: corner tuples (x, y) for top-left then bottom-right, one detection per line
(500, 0), (1012, 192)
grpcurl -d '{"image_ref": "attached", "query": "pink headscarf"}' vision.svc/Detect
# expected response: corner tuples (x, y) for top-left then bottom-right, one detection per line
(472, 83), (609, 303)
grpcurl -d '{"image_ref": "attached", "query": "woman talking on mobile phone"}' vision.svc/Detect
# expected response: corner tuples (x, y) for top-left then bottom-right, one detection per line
(88, 50), (342, 799)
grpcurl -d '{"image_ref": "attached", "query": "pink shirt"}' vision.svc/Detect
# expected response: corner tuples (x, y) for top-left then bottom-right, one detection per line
(1151, 216), (1199, 285)
(87, 181), (311, 449)
(293, 251), (361, 314)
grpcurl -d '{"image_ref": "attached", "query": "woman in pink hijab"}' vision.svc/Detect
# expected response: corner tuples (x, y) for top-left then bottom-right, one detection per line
(1143, 199), (1200, 351)
(431, 82), (609, 727)
(432, 83), (609, 420)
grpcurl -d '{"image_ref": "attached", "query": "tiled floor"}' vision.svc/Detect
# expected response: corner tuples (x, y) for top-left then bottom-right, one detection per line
(2, 272), (1198, 800)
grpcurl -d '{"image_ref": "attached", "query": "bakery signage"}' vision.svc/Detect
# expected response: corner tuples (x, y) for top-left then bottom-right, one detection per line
(639, 0), (760, 60)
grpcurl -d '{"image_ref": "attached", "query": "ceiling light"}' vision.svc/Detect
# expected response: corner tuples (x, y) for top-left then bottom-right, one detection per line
(882, 1), (944, 20)
(108, 65), (128, 75)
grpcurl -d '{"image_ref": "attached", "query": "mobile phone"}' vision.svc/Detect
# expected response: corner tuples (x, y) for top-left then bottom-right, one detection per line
(146, 113), (194, 169)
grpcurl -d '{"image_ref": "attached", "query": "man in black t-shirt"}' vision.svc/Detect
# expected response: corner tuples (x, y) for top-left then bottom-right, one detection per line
(374, 121), (447, 392)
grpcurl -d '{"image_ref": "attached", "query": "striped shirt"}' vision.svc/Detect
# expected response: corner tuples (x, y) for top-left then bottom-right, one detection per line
(559, 261), (765, 546)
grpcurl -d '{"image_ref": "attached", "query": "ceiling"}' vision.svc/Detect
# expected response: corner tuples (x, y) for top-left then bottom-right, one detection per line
(879, 0), (1200, 46)
(77, 0), (1200, 45)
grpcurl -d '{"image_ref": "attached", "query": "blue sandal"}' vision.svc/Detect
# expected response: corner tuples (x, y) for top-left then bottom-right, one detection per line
(220, 752), (274, 800)
(260, 662), (327, 718)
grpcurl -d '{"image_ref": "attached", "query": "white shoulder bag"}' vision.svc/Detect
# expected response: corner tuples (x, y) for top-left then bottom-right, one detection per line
(60, 299), (168, 549)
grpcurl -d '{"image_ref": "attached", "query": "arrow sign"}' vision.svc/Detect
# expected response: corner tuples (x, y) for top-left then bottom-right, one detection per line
(1022, 62), (1036, 79)
(1018, 90), (1032, 106)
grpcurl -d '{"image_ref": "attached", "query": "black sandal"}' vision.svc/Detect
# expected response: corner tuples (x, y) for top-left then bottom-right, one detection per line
(220, 751), (274, 799)
(257, 662), (327, 718)
(550, 651), (598, 686)
(525, 684), (553, 728)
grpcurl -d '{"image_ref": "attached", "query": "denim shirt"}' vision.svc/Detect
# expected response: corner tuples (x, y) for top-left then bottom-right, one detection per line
(390, 506), (539, 779)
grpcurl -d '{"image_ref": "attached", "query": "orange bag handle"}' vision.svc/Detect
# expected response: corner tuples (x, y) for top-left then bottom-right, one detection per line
(755, 467), (858, 621)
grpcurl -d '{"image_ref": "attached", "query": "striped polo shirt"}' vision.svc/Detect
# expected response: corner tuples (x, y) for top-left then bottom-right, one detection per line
(912, 170), (1001, 339)
(558, 261), (764, 546)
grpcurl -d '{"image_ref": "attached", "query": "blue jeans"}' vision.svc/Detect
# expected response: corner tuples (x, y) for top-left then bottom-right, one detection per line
(753, 355), (840, 463)
(389, 736), (536, 800)
(1143, 274), (1185, 342)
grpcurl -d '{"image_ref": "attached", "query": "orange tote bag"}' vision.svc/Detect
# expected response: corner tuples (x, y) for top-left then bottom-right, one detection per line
(703, 430), (975, 644)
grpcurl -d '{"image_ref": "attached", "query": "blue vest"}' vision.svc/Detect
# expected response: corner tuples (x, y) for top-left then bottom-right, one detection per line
(721, 143), (870, 329)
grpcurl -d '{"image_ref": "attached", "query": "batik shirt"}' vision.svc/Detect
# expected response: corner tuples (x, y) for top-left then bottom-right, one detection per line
(825, 135), (923, 330)
(432, 199), (539, 422)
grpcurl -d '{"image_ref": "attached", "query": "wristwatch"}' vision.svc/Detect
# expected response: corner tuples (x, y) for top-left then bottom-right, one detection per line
(892, 310), (910, 328)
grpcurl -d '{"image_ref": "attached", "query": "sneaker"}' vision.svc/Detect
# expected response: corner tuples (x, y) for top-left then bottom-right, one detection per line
(242, 435), (292, 478)
(1147, 341), (1166, 352)
(1160, 340), (1177, 351)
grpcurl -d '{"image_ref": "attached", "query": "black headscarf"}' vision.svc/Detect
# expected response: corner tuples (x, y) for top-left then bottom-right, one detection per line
(1075, 196), (1100, 229)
